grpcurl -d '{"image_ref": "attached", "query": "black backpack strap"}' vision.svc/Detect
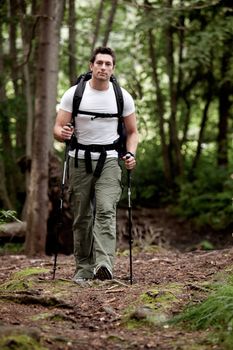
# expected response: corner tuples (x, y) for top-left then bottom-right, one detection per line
(71, 71), (126, 167)
(72, 72), (124, 121)
(71, 71), (92, 123)
(72, 79), (87, 123)
(110, 75), (125, 157)
(110, 75), (124, 117)
(93, 149), (107, 178)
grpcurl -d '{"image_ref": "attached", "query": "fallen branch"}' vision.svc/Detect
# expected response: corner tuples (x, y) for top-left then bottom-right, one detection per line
(0, 222), (26, 239)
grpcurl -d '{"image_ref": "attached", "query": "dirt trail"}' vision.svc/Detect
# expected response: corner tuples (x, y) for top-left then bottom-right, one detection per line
(0, 208), (233, 349)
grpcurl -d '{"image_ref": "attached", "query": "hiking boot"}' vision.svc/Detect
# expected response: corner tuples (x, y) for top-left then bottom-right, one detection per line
(95, 265), (112, 281)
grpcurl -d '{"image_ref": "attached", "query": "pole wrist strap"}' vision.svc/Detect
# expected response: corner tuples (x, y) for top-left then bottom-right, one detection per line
(126, 151), (135, 158)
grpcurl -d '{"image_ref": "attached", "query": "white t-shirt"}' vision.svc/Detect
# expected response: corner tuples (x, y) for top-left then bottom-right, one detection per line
(59, 81), (135, 159)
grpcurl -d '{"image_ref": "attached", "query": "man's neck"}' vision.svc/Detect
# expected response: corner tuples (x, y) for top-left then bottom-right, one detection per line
(89, 77), (109, 91)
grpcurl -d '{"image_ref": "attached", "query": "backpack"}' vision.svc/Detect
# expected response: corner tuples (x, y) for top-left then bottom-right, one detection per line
(71, 71), (126, 158)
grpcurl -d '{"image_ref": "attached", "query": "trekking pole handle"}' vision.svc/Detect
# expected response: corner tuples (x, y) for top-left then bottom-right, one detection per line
(64, 123), (73, 145)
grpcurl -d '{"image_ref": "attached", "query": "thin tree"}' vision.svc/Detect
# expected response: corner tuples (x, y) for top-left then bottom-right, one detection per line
(91, 0), (104, 52)
(102, 0), (118, 46)
(144, 0), (172, 184)
(148, 29), (172, 185)
(191, 86), (212, 172)
(0, 6), (15, 208)
(68, 0), (77, 85)
(165, 0), (183, 177)
(17, 0), (39, 218)
(217, 41), (232, 167)
(17, 0), (38, 160)
(25, 0), (65, 256)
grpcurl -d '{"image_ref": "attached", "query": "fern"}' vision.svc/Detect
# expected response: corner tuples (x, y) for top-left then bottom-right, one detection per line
(0, 210), (20, 224)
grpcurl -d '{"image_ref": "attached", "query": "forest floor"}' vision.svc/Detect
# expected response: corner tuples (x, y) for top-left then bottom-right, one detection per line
(0, 207), (233, 350)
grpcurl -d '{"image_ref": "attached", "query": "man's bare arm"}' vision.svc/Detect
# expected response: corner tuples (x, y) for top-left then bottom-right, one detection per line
(123, 112), (139, 170)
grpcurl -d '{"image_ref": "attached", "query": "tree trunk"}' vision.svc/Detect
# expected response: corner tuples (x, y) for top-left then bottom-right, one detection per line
(217, 45), (232, 167)
(91, 0), (104, 52)
(145, 0), (172, 184)
(165, 0), (183, 178)
(0, 160), (13, 210)
(176, 0), (184, 102)
(17, 0), (38, 219)
(217, 88), (230, 167)
(191, 87), (212, 172)
(180, 96), (191, 149)
(68, 0), (77, 85)
(18, 0), (37, 160)
(102, 0), (118, 46)
(0, 16), (14, 209)
(25, 0), (65, 256)
(9, 0), (20, 96)
(147, 29), (172, 185)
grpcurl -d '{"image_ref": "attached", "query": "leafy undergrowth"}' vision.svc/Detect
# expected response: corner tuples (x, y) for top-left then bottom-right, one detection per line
(170, 274), (233, 350)
(0, 245), (233, 350)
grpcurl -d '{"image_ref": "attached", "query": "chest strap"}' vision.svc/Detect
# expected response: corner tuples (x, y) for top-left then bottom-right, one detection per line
(77, 110), (119, 119)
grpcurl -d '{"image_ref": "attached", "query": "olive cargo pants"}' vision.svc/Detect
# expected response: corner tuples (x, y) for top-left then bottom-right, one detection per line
(68, 157), (122, 279)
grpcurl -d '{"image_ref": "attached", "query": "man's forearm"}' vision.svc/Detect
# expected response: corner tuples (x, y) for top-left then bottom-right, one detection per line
(126, 132), (139, 156)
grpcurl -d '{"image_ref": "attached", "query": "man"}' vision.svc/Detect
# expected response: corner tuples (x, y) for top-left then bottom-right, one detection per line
(54, 46), (138, 283)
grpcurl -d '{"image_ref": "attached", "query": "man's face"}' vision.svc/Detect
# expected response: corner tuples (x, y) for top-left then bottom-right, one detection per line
(90, 53), (114, 81)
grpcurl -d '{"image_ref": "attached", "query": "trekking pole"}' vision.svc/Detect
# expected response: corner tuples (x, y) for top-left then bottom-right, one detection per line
(52, 125), (72, 280)
(127, 168), (133, 285)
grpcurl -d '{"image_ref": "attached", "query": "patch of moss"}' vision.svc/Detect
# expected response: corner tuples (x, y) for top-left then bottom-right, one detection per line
(140, 284), (182, 311)
(142, 245), (166, 254)
(117, 246), (143, 257)
(106, 334), (125, 342)
(13, 267), (49, 279)
(32, 312), (70, 322)
(31, 312), (52, 321)
(0, 279), (32, 291)
(0, 267), (49, 291)
(0, 334), (48, 350)
(117, 244), (166, 257)
(123, 284), (183, 330)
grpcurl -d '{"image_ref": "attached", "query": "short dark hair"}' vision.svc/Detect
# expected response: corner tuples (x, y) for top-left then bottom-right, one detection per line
(90, 47), (116, 66)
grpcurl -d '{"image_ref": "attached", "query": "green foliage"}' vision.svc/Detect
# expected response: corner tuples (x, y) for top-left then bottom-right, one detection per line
(133, 138), (170, 206)
(199, 240), (214, 251)
(0, 210), (20, 224)
(0, 243), (23, 255)
(1, 0), (233, 239)
(174, 164), (233, 230)
(170, 276), (233, 349)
